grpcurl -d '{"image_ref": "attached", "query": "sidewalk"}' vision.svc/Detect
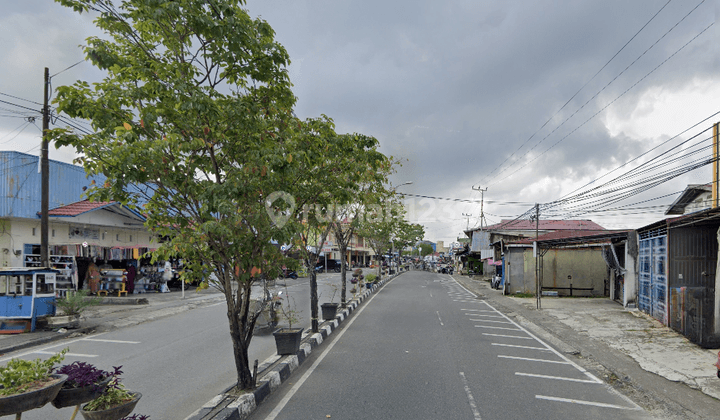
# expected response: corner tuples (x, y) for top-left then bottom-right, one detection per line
(453, 274), (720, 402)
(0, 287), (225, 355)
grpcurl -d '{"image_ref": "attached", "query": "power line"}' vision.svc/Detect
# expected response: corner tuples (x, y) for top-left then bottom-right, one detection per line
(50, 60), (85, 78)
(0, 98), (41, 114)
(491, 20), (714, 187)
(477, 0), (675, 188)
(398, 192), (536, 206)
(0, 91), (43, 106)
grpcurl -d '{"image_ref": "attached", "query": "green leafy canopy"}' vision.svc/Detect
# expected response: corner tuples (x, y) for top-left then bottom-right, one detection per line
(50, 0), (391, 389)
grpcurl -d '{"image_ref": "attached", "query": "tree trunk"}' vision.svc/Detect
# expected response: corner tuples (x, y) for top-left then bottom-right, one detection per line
(227, 296), (254, 389)
(310, 270), (318, 333)
(339, 244), (347, 307)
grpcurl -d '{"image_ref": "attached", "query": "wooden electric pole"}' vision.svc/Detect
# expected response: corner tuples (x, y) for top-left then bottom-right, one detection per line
(41, 67), (50, 268)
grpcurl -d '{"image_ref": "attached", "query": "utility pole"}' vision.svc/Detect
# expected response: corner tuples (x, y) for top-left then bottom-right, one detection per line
(462, 213), (472, 231)
(534, 203), (540, 309)
(714, 122), (719, 208)
(471, 186), (488, 230)
(41, 67), (50, 268)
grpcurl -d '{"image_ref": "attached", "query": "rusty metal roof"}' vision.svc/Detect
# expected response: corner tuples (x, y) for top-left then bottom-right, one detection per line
(483, 219), (605, 232)
(47, 200), (116, 216)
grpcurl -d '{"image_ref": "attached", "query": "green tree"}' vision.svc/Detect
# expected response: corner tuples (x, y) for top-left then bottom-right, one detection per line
(50, 0), (387, 390)
(418, 243), (434, 257)
(392, 220), (425, 258)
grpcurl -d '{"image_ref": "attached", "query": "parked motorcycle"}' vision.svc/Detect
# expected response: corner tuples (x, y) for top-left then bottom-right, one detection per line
(252, 288), (283, 334)
(278, 268), (298, 279)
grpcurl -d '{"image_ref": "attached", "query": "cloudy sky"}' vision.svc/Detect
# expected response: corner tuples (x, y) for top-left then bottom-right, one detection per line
(1, 0), (717, 244)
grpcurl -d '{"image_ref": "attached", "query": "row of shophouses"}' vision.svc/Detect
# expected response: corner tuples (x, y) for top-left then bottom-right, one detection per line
(459, 183), (720, 348)
(0, 151), (376, 297)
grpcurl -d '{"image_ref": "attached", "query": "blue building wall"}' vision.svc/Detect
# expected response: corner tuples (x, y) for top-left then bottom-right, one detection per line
(0, 151), (104, 218)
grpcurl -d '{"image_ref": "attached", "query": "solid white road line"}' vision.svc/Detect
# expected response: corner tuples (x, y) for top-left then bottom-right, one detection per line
(35, 350), (98, 358)
(515, 372), (599, 383)
(483, 333), (533, 340)
(466, 313), (505, 318)
(474, 325), (523, 331)
(459, 372), (482, 420)
(498, 355), (571, 364)
(0, 332), (109, 363)
(83, 338), (141, 344)
(492, 343), (551, 351)
(470, 319), (513, 324)
(535, 395), (640, 410)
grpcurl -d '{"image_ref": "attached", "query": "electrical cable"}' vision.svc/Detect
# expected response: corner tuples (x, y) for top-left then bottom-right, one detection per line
(476, 0), (675, 188)
(554, 111), (720, 206)
(0, 92), (43, 106)
(50, 60), (85, 78)
(491, 20), (714, 188)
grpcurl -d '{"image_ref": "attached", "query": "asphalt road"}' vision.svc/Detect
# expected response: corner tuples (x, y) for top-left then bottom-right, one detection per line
(249, 271), (653, 420)
(0, 274), (345, 420)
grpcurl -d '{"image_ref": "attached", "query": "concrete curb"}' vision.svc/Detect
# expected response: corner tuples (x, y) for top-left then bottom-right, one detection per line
(184, 272), (402, 420)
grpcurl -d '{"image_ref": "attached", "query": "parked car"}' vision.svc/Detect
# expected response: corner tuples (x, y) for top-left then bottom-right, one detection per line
(315, 259), (348, 273)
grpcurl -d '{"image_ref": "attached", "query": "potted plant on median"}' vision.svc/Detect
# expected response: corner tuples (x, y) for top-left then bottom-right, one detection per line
(80, 366), (141, 420)
(0, 348), (68, 418)
(48, 290), (102, 329)
(272, 289), (304, 355)
(51, 362), (114, 411)
(320, 284), (340, 321)
(365, 273), (377, 289)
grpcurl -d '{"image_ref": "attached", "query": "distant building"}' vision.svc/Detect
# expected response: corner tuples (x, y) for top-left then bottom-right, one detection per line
(466, 219), (606, 276)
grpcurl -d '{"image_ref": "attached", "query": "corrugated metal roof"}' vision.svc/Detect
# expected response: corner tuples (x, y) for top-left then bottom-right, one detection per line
(484, 219), (605, 232)
(510, 229), (626, 245)
(0, 151), (105, 219)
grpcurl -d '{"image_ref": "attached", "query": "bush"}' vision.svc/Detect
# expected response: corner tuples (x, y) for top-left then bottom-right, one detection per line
(365, 274), (377, 283)
(53, 290), (102, 316)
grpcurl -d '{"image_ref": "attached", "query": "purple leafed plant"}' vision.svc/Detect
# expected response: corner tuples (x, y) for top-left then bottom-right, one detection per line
(54, 362), (120, 388)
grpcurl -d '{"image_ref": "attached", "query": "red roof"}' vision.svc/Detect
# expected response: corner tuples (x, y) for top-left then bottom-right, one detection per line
(47, 200), (116, 217)
(484, 219), (605, 231)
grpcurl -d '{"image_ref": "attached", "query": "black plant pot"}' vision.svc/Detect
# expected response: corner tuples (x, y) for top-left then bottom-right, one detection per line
(321, 303), (339, 321)
(0, 374), (67, 416)
(80, 391), (141, 420)
(52, 376), (112, 408)
(365, 282), (373, 289)
(273, 328), (304, 355)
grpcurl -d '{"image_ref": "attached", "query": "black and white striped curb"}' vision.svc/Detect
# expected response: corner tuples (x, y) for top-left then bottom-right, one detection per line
(185, 272), (403, 420)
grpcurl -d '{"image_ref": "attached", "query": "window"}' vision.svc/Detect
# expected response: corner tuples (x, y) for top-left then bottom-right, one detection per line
(35, 274), (54, 295)
(32, 227), (36, 236)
